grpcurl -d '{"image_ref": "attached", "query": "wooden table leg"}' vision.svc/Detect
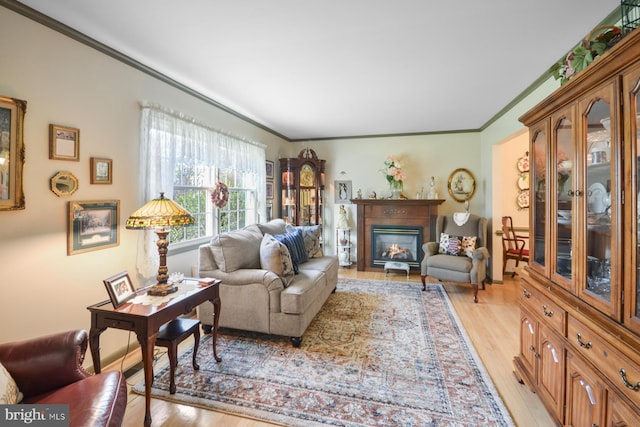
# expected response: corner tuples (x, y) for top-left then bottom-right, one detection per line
(211, 296), (222, 362)
(137, 331), (158, 427)
(88, 327), (105, 373)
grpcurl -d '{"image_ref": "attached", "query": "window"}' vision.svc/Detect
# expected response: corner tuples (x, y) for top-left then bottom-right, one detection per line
(136, 103), (266, 280)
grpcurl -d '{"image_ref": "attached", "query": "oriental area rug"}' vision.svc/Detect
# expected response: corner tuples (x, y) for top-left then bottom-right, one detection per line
(133, 278), (514, 426)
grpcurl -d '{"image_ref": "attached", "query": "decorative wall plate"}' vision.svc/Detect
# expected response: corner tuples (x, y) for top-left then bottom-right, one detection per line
(447, 168), (476, 202)
(517, 173), (529, 190)
(517, 154), (530, 172)
(517, 189), (529, 209)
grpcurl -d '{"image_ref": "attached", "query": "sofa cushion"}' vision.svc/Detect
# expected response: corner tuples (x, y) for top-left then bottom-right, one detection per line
(286, 224), (323, 258)
(273, 229), (308, 273)
(260, 234), (295, 286)
(0, 362), (22, 404)
(280, 269), (326, 314)
(209, 227), (263, 272)
(257, 219), (287, 236)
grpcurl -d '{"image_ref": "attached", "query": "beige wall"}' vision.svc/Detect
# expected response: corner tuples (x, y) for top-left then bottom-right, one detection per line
(0, 9), (287, 364)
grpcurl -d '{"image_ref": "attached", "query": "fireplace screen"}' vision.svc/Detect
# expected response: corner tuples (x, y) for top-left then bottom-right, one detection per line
(371, 225), (423, 269)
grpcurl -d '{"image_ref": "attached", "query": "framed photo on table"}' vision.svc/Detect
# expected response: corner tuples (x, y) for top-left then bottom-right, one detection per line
(0, 96), (27, 211)
(68, 199), (120, 255)
(103, 271), (136, 308)
(49, 124), (80, 161)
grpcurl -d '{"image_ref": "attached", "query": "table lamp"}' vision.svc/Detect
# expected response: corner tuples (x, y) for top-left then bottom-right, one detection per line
(126, 192), (195, 296)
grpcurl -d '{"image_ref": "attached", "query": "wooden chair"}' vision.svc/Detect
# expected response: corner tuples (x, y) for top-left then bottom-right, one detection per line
(501, 216), (529, 277)
(155, 317), (201, 394)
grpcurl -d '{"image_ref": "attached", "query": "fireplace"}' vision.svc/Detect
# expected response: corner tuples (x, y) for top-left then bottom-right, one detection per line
(371, 225), (422, 269)
(351, 199), (444, 272)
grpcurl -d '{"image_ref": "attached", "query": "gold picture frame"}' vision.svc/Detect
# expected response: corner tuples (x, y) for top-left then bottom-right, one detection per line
(448, 168), (476, 202)
(0, 96), (27, 211)
(90, 157), (113, 184)
(49, 124), (80, 161)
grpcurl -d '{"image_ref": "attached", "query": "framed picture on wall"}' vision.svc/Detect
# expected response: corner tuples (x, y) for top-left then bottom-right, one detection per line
(335, 180), (352, 203)
(0, 96), (27, 211)
(266, 181), (274, 199)
(90, 157), (113, 184)
(68, 199), (120, 255)
(49, 124), (80, 161)
(266, 160), (274, 180)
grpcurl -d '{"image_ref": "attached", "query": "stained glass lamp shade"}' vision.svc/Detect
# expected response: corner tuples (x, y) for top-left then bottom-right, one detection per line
(126, 192), (194, 295)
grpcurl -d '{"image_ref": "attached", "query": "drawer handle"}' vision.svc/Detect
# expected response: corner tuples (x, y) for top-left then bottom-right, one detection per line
(542, 304), (554, 317)
(576, 333), (592, 349)
(522, 289), (531, 299)
(620, 368), (640, 391)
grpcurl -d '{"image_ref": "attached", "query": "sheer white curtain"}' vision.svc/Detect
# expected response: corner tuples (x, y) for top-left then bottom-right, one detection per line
(136, 102), (266, 282)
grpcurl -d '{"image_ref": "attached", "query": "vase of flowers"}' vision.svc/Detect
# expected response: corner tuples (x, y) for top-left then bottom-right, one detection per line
(381, 156), (406, 199)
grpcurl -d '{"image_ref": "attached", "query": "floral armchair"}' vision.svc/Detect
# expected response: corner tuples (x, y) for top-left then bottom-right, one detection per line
(420, 214), (490, 303)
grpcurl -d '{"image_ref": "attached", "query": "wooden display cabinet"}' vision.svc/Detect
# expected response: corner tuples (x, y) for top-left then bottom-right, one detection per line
(515, 27), (640, 424)
(279, 148), (325, 227)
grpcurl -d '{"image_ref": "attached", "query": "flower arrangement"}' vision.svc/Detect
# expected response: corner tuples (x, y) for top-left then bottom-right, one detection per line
(211, 181), (229, 208)
(552, 25), (622, 85)
(380, 155), (406, 184)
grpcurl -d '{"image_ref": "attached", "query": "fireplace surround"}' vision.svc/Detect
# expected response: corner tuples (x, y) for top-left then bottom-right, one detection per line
(351, 199), (444, 272)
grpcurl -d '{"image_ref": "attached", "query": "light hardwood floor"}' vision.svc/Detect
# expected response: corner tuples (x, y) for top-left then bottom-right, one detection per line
(113, 270), (554, 427)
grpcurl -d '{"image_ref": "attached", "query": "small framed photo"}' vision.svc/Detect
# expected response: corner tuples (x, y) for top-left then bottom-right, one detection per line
(90, 157), (113, 184)
(103, 271), (136, 308)
(266, 181), (274, 199)
(335, 180), (352, 203)
(49, 124), (80, 161)
(68, 199), (119, 255)
(266, 203), (273, 222)
(266, 160), (274, 180)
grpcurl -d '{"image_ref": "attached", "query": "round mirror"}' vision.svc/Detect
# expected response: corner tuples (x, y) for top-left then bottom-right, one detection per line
(50, 171), (78, 197)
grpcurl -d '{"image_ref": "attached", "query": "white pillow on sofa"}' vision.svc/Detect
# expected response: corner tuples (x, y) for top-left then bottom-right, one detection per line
(0, 362), (23, 404)
(260, 234), (295, 286)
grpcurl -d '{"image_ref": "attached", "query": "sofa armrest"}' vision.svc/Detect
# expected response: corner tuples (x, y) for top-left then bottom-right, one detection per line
(0, 330), (92, 398)
(200, 268), (284, 292)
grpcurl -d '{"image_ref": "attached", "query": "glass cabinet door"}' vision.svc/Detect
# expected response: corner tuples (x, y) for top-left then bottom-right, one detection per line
(623, 64), (640, 333)
(530, 124), (548, 275)
(578, 84), (618, 317)
(552, 110), (576, 291)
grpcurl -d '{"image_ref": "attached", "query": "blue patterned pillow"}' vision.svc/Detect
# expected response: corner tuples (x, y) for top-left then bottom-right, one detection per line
(273, 229), (308, 273)
(286, 224), (323, 258)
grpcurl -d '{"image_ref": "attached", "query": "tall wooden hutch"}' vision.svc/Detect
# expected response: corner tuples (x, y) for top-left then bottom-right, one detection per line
(279, 148), (325, 226)
(514, 29), (640, 425)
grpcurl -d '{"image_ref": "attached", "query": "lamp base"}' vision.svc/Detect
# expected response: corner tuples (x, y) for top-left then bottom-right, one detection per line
(147, 283), (178, 296)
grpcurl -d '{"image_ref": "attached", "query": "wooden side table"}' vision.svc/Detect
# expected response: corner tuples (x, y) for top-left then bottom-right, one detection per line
(87, 278), (221, 427)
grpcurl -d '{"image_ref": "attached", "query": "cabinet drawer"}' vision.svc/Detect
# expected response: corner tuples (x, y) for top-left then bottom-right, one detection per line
(567, 316), (640, 408)
(520, 284), (566, 335)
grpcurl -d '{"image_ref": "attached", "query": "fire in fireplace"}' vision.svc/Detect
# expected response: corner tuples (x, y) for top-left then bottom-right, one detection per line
(371, 225), (422, 269)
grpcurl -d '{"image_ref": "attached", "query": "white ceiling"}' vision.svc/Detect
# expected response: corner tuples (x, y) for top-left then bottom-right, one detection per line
(13, 0), (620, 140)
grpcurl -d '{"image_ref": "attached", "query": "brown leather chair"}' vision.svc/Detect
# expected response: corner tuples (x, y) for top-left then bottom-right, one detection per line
(0, 330), (127, 427)
(501, 216), (529, 277)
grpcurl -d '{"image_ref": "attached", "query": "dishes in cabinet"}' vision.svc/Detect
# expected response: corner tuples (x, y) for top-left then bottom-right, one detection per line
(588, 182), (607, 213)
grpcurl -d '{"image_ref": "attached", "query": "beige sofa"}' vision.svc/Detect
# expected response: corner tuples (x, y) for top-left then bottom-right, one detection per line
(197, 219), (338, 346)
